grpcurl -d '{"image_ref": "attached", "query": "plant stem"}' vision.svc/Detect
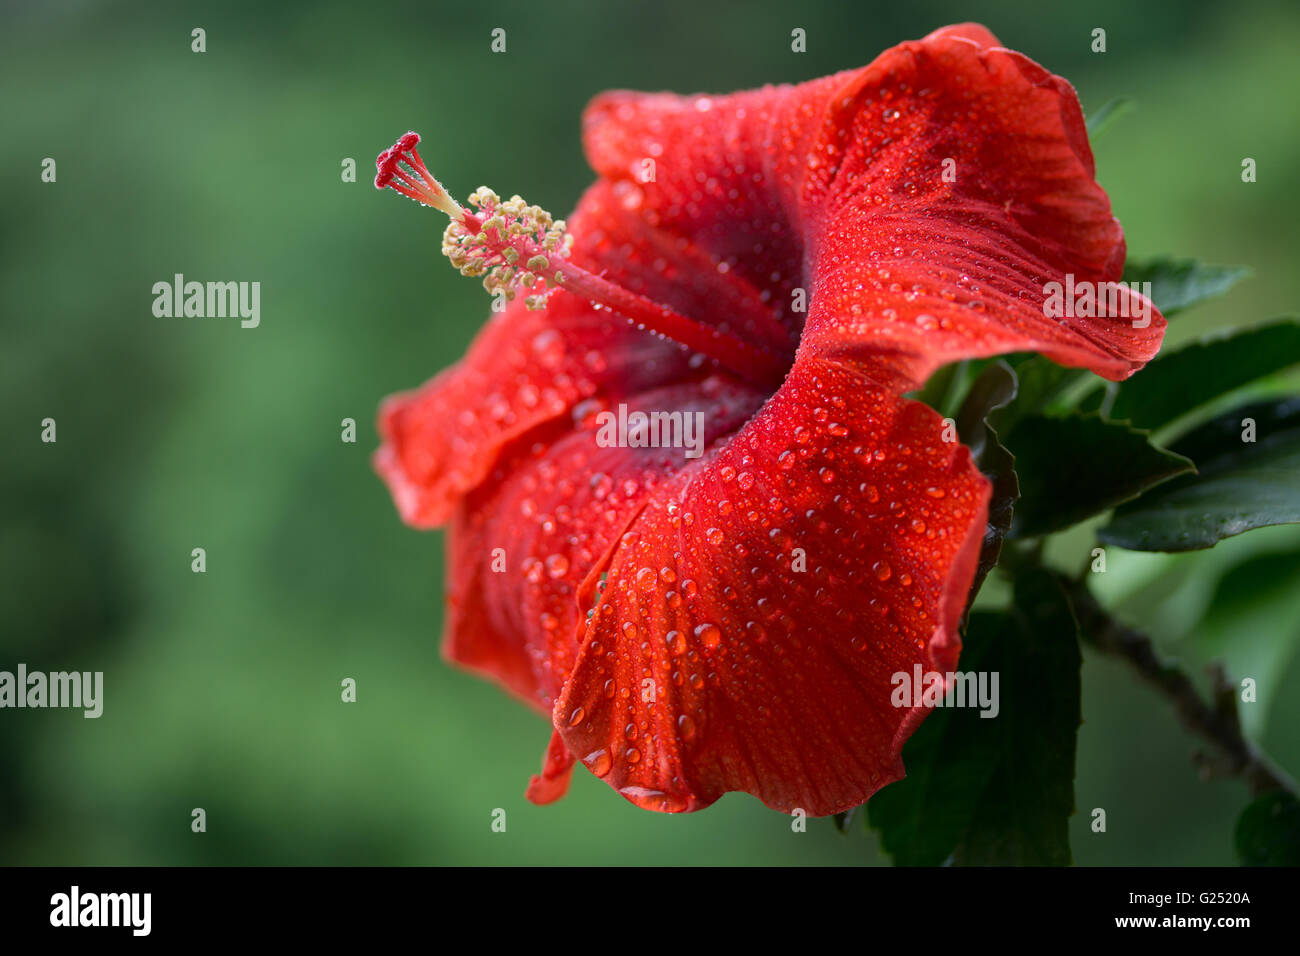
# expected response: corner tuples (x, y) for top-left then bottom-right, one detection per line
(1060, 572), (1297, 799)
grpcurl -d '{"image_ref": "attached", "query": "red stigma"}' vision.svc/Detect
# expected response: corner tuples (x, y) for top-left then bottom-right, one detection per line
(373, 131), (462, 217)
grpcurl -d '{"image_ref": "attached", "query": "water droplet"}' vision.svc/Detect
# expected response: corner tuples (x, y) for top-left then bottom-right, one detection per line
(585, 749), (612, 777)
(695, 622), (721, 647)
(531, 329), (565, 368)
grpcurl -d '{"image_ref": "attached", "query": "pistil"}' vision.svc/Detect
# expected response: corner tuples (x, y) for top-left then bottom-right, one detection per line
(375, 132), (789, 388)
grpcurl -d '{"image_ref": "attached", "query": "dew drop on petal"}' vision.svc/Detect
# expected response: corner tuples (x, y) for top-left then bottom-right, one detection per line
(678, 714), (697, 740)
(695, 622), (721, 647)
(585, 749), (612, 777)
(531, 329), (565, 368)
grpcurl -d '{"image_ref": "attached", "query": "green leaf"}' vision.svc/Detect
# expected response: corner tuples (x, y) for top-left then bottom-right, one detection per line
(1094, 319), (1300, 432)
(993, 356), (1092, 433)
(909, 360), (970, 420)
(955, 361), (1020, 607)
(1005, 414), (1193, 537)
(1122, 257), (1251, 317)
(1235, 791), (1300, 866)
(1101, 398), (1300, 551)
(1086, 96), (1135, 139)
(868, 570), (1081, 866)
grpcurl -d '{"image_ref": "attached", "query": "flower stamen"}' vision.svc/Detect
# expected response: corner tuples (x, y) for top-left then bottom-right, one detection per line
(375, 132), (790, 388)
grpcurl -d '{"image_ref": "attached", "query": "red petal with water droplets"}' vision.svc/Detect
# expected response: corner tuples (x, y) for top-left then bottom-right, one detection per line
(582, 23), (1163, 386)
(442, 377), (766, 712)
(375, 281), (686, 531)
(553, 358), (988, 814)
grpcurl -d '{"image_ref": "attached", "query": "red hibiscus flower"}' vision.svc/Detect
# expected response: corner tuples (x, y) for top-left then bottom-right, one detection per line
(372, 23), (1164, 815)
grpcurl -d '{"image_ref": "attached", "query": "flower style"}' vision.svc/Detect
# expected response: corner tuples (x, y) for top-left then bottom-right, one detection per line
(372, 23), (1165, 815)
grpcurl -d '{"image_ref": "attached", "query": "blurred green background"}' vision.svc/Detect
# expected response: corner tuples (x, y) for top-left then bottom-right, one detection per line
(3, 0), (1299, 865)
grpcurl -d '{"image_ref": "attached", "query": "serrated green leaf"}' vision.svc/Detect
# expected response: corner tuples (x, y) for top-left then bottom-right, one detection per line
(1235, 791), (1300, 866)
(1101, 398), (1300, 551)
(1096, 319), (1300, 432)
(1122, 257), (1251, 317)
(1005, 414), (1193, 537)
(868, 570), (1080, 866)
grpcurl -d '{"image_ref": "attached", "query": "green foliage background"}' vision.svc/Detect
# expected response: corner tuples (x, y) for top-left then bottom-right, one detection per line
(2, 0), (1298, 865)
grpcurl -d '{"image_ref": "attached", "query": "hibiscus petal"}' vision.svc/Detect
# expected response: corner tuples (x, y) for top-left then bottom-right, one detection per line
(800, 33), (1162, 381)
(525, 730), (577, 805)
(442, 377), (766, 711)
(375, 287), (682, 530)
(553, 358), (990, 815)
(580, 24), (1162, 387)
